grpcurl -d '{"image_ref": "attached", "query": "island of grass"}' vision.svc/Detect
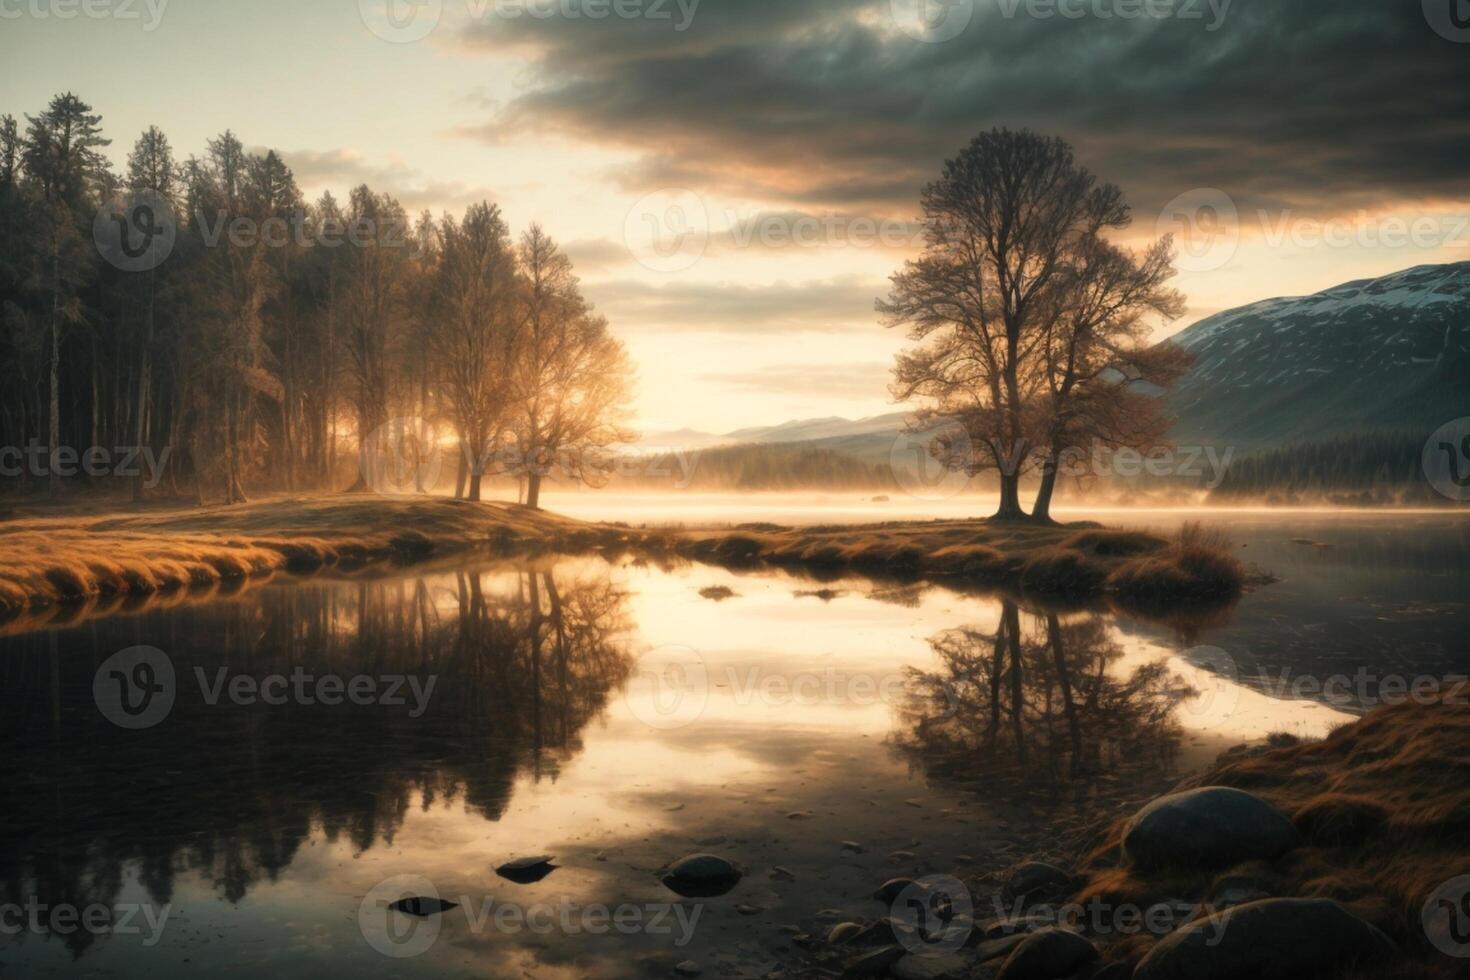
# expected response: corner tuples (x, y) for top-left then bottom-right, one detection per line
(0, 495), (1248, 629)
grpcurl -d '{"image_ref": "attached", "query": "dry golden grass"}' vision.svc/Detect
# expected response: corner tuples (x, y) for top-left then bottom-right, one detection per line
(1, 498), (1247, 632)
(676, 519), (1245, 604)
(0, 495), (615, 626)
(1075, 685), (1470, 978)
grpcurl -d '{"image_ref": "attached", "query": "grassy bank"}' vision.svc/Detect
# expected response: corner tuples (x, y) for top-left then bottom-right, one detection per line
(1075, 687), (1470, 978)
(0, 496), (1247, 632)
(665, 518), (1246, 603)
(0, 495), (620, 623)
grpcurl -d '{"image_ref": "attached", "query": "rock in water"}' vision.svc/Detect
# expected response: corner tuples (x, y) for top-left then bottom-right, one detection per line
(495, 855), (557, 884)
(673, 960), (702, 977)
(660, 854), (743, 897)
(828, 922), (866, 945)
(1002, 862), (1073, 905)
(387, 896), (459, 917)
(874, 877), (919, 903)
(996, 928), (1098, 980)
(1123, 786), (1301, 871)
(1133, 898), (1398, 980)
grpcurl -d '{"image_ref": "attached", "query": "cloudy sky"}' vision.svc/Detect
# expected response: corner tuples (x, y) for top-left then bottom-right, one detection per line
(4, 0), (1467, 432)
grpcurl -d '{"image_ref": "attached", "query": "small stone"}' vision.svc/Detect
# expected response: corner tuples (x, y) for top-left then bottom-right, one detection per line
(970, 932), (1028, 961)
(996, 928), (1098, 980)
(495, 855), (557, 884)
(735, 904), (762, 916)
(888, 850), (917, 862)
(840, 945), (906, 979)
(840, 841), (865, 853)
(874, 878), (919, 903)
(891, 952), (974, 980)
(1002, 862), (1073, 905)
(387, 896), (458, 917)
(674, 960), (702, 977)
(828, 922), (865, 945)
(661, 854), (743, 898)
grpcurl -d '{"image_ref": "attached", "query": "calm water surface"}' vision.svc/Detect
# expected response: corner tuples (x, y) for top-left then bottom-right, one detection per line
(1, 505), (1466, 978)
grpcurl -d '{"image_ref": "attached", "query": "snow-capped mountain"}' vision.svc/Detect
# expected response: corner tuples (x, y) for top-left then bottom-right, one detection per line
(1168, 262), (1470, 450)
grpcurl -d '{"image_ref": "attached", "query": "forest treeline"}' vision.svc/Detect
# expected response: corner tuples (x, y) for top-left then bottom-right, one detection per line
(620, 442), (897, 491)
(1209, 432), (1445, 505)
(0, 93), (632, 507)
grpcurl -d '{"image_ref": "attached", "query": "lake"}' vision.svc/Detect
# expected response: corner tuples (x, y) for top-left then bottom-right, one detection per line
(1, 503), (1466, 978)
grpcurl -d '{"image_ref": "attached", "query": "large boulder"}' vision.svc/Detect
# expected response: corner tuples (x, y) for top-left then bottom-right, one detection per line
(1123, 787), (1300, 871)
(1134, 898), (1399, 980)
(996, 928), (1098, 980)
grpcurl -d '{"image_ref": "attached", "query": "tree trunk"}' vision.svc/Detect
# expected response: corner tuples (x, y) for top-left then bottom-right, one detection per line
(993, 470), (1027, 522)
(468, 470), (483, 502)
(454, 440), (468, 499)
(48, 259), (60, 498)
(525, 472), (543, 509)
(133, 276), (155, 503)
(1030, 449), (1061, 524)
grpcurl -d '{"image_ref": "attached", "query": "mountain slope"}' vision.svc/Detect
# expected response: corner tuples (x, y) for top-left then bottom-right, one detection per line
(643, 413), (907, 459)
(1168, 262), (1470, 451)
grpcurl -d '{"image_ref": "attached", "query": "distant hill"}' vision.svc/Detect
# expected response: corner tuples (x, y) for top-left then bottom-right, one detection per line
(641, 413), (908, 463)
(635, 262), (1470, 499)
(1167, 262), (1470, 452)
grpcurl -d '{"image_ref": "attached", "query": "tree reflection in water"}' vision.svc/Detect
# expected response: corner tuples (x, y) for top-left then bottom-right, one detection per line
(891, 598), (1195, 803)
(0, 563), (632, 956)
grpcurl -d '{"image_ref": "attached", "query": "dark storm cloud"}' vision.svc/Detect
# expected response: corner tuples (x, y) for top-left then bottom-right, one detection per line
(454, 0), (1470, 218)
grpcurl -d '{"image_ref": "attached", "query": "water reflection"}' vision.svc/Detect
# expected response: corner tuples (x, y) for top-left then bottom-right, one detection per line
(891, 598), (1194, 799)
(0, 566), (632, 957)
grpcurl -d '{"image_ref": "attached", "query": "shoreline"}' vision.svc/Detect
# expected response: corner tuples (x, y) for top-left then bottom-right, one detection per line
(785, 688), (1469, 980)
(0, 495), (1248, 632)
